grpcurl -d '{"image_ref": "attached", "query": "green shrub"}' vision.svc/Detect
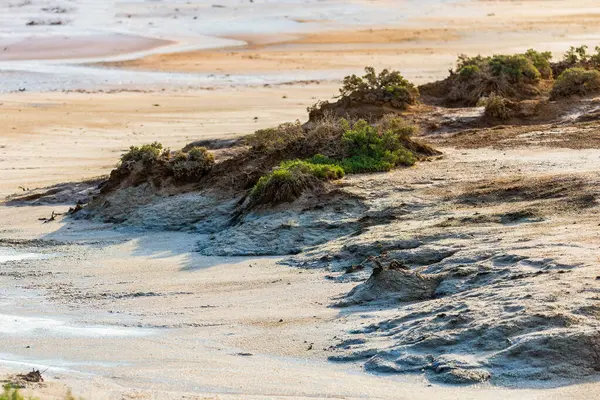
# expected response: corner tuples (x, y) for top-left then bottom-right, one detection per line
(449, 51), (549, 105)
(120, 142), (164, 164)
(249, 117), (432, 206)
(525, 49), (553, 79)
(339, 67), (419, 108)
(170, 146), (214, 181)
(483, 93), (511, 120)
(250, 160), (344, 205)
(489, 55), (541, 82)
(341, 119), (417, 172)
(456, 54), (487, 70)
(551, 67), (600, 98)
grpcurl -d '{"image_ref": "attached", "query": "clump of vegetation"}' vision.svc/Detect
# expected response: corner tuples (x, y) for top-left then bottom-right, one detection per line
(550, 45), (600, 77)
(338, 67), (419, 109)
(482, 93), (512, 120)
(170, 146), (215, 181)
(249, 117), (437, 206)
(338, 119), (418, 172)
(563, 45), (600, 68)
(250, 160), (344, 206)
(445, 51), (548, 105)
(120, 142), (165, 164)
(524, 49), (553, 79)
(308, 67), (418, 120)
(551, 67), (600, 99)
(103, 142), (216, 192)
(246, 122), (305, 152)
(245, 117), (348, 162)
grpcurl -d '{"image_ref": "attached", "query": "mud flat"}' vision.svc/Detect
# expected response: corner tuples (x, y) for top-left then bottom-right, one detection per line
(4, 0), (600, 91)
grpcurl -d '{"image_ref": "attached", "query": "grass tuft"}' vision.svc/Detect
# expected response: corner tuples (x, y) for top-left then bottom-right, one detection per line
(250, 160), (344, 206)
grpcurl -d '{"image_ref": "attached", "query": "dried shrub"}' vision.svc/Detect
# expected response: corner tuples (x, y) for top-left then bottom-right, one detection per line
(483, 93), (511, 120)
(245, 122), (305, 152)
(170, 146), (215, 182)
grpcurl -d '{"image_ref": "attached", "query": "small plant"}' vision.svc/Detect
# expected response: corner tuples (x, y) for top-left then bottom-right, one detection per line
(170, 146), (215, 181)
(483, 93), (511, 120)
(120, 142), (164, 164)
(524, 49), (553, 79)
(250, 160), (344, 206)
(446, 51), (551, 105)
(458, 65), (481, 80)
(551, 67), (600, 99)
(339, 119), (417, 172)
(339, 67), (419, 109)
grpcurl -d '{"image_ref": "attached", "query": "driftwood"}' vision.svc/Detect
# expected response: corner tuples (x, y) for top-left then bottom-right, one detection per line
(16, 369), (44, 383)
(38, 211), (61, 223)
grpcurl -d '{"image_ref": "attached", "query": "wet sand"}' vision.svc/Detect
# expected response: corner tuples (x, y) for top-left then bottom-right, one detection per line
(3, 0), (600, 91)
(1, 198), (600, 400)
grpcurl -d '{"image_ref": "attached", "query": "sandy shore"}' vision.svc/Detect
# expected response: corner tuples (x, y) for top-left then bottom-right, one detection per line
(0, 84), (341, 198)
(2, 145), (600, 398)
(2, 0), (600, 398)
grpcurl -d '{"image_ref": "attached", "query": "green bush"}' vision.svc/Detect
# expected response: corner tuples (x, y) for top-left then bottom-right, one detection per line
(551, 68), (600, 98)
(120, 142), (164, 164)
(563, 45), (590, 65)
(250, 160), (344, 205)
(340, 119), (417, 172)
(339, 67), (419, 109)
(310, 118), (420, 172)
(525, 49), (553, 79)
(450, 51), (550, 105)
(489, 55), (541, 82)
(170, 146), (215, 181)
